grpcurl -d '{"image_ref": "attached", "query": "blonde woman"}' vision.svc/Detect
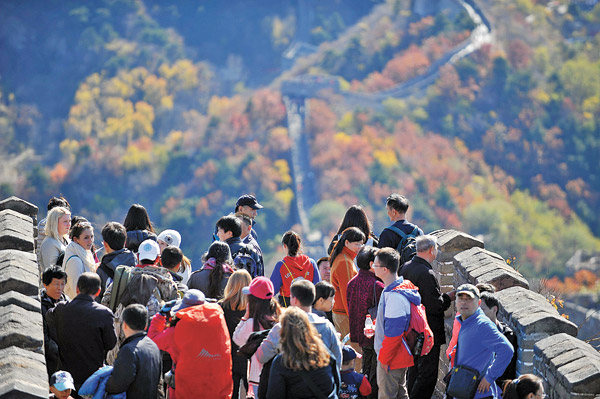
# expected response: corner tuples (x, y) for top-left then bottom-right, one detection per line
(64, 222), (97, 298)
(267, 307), (340, 399)
(39, 207), (71, 270)
(220, 269), (253, 399)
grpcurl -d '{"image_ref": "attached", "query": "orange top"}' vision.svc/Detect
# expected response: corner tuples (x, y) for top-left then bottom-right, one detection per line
(331, 246), (358, 315)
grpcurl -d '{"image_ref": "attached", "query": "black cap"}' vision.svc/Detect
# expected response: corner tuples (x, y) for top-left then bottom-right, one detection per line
(235, 194), (263, 210)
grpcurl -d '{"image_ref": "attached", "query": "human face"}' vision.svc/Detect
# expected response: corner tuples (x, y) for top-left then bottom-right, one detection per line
(239, 205), (257, 219)
(73, 228), (94, 251)
(315, 295), (334, 312)
(345, 240), (364, 254)
(44, 277), (66, 301)
(158, 239), (168, 253)
(49, 386), (72, 399)
(386, 205), (396, 221)
(456, 293), (480, 320)
(57, 214), (71, 236)
(217, 227), (232, 242)
(318, 261), (331, 282)
(372, 256), (387, 280)
(534, 387), (546, 399)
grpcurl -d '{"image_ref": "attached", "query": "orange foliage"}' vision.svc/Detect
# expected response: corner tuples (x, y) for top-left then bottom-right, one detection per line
(49, 163), (69, 184)
(382, 45), (430, 84)
(545, 270), (599, 294)
(507, 39), (532, 69)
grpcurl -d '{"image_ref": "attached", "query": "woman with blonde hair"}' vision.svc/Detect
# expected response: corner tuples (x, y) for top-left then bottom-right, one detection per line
(220, 269), (253, 399)
(63, 221), (97, 298)
(267, 307), (340, 399)
(39, 206), (71, 270)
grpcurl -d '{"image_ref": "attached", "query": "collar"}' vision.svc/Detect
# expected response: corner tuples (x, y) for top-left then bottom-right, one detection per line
(412, 256), (432, 268)
(122, 331), (146, 346)
(74, 293), (95, 302)
(342, 246), (358, 259)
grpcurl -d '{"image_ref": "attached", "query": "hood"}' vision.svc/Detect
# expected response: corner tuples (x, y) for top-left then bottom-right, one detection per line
(104, 248), (136, 270)
(389, 277), (421, 306)
(283, 254), (311, 271)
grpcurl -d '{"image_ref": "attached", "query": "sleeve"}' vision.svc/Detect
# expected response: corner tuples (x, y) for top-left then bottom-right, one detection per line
(45, 306), (59, 343)
(359, 375), (372, 396)
(147, 314), (176, 353)
(256, 323), (281, 364)
(105, 346), (136, 394)
(266, 356), (287, 399)
(338, 258), (356, 315)
(325, 322), (343, 367)
(311, 259), (321, 284)
(419, 269), (451, 314)
(232, 318), (254, 347)
(64, 257), (83, 299)
(101, 312), (118, 352)
(40, 239), (59, 270)
(482, 325), (514, 383)
(377, 228), (395, 249)
(446, 317), (461, 366)
(269, 262), (284, 296)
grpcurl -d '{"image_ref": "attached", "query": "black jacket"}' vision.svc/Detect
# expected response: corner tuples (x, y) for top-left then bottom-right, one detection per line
(96, 248), (137, 303)
(497, 321), (518, 386)
(378, 219), (423, 250)
(105, 332), (161, 399)
(45, 294), (117, 387)
(40, 289), (69, 377)
(225, 236), (263, 277)
(126, 230), (157, 253)
(399, 256), (451, 345)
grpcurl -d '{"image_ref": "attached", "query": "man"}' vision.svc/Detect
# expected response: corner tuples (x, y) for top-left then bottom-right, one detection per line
(373, 248), (421, 399)
(317, 256), (331, 282)
(399, 235), (455, 398)
(256, 279), (342, 368)
(216, 215), (261, 277)
(96, 222), (137, 303)
(235, 194), (263, 240)
(235, 212), (264, 276)
(46, 273), (117, 391)
(378, 194), (423, 250)
(453, 284), (514, 399)
(479, 291), (518, 388)
(105, 304), (161, 399)
(160, 245), (188, 292)
(41, 266), (70, 378)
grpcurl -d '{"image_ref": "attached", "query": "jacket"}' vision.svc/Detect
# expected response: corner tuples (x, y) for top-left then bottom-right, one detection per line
(39, 236), (68, 271)
(233, 318), (266, 385)
(374, 277), (420, 370)
(497, 321), (518, 386)
(399, 256), (451, 345)
(266, 354), (340, 399)
(96, 248), (137, 303)
(79, 365), (126, 399)
(270, 255), (320, 298)
(378, 220), (423, 250)
(126, 229), (157, 253)
(188, 262), (232, 300)
(105, 332), (161, 399)
(331, 247), (358, 315)
(40, 289), (69, 377)
(243, 233), (265, 276)
(45, 294), (117, 387)
(226, 236), (263, 277)
(340, 368), (372, 398)
(147, 313), (178, 399)
(256, 311), (342, 367)
(455, 308), (514, 399)
(346, 270), (384, 347)
(220, 302), (249, 377)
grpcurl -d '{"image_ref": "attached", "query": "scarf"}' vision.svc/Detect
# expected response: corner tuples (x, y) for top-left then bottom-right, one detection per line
(65, 240), (96, 272)
(202, 257), (234, 274)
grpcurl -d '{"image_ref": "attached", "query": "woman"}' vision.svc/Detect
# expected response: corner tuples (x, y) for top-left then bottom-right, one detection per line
(220, 269), (253, 399)
(267, 307), (340, 399)
(63, 221), (97, 299)
(157, 229), (192, 284)
(188, 241), (235, 300)
(327, 205), (378, 255)
(270, 231), (320, 307)
(329, 227), (365, 339)
(123, 204), (157, 253)
(39, 206), (71, 270)
(233, 277), (280, 398)
(502, 374), (545, 399)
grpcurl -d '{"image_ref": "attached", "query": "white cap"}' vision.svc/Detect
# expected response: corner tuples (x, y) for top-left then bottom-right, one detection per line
(157, 229), (181, 248)
(138, 239), (160, 261)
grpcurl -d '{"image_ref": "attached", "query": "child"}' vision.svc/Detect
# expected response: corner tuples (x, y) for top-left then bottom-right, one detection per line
(49, 370), (76, 399)
(340, 345), (371, 399)
(313, 280), (335, 323)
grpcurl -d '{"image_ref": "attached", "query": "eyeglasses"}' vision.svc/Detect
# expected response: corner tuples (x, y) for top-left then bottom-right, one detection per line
(372, 262), (385, 268)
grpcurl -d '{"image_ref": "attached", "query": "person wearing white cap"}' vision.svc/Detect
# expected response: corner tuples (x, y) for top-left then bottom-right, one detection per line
(157, 229), (192, 284)
(137, 239), (161, 266)
(49, 370), (76, 399)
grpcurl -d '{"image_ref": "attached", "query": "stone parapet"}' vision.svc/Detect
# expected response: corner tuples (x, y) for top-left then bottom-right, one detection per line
(0, 210), (35, 253)
(0, 346), (47, 399)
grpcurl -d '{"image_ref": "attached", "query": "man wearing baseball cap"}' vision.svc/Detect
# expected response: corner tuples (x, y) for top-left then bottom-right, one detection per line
(452, 283), (514, 399)
(235, 194), (263, 242)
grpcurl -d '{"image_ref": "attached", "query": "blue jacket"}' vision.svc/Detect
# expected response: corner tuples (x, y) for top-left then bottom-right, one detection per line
(79, 366), (126, 399)
(455, 307), (514, 399)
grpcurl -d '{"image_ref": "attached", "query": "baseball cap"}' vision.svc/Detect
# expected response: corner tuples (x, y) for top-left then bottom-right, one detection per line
(172, 289), (205, 312)
(50, 370), (75, 391)
(342, 345), (362, 362)
(242, 277), (274, 300)
(157, 229), (181, 248)
(456, 283), (480, 299)
(138, 239), (161, 261)
(236, 194), (263, 210)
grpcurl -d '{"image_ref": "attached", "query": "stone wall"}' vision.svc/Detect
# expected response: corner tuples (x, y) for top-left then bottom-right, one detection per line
(0, 196), (47, 399)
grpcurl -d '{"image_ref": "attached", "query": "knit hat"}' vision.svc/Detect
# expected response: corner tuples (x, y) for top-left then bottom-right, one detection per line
(242, 277), (274, 300)
(157, 229), (181, 248)
(138, 239), (160, 261)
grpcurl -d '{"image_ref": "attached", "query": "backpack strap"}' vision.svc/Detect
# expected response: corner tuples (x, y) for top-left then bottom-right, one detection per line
(64, 255), (79, 265)
(298, 369), (330, 399)
(386, 225), (407, 240)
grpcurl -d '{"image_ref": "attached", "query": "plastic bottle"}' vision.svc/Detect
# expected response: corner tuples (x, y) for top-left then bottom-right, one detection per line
(364, 314), (375, 338)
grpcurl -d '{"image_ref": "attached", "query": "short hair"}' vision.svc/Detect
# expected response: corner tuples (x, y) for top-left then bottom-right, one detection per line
(102, 222), (127, 250)
(47, 196), (70, 211)
(235, 212), (252, 228)
(416, 235), (437, 253)
(476, 283), (496, 293)
(480, 292), (500, 316)
(290, 279), (316, 307)
(42, 266), (68, 286)
(314, 281), (335, 304)
(122, 304), (148, 331)
(77, 272), (101, 296)
(161, 246), (183, 269)
(316, 257), (329, 267)
(45, 206), (71, 241)
(216, 215), (242, 238)
(69, 221), (93, 240)
(386, 193), (409, 213)
(356, 246), (378, 271)
(376, 247), (400, 274)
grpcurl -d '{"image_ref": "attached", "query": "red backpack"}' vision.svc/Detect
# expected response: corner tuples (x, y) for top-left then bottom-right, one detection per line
(405, 302), (434, 357)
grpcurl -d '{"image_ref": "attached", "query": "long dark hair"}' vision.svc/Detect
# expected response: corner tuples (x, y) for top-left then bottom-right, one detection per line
(329, 227), (365, 266)
(282, 231), (302, 257)
(203, 241), (233, 299)
(248, 294), (280, 331)
(123, 204), (155, 233)
(335, 205), (374, 239)
(502, 374), (543, 399)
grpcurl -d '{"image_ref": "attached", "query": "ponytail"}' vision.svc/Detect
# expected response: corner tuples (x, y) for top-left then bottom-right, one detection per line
(282, 231), (302, 256)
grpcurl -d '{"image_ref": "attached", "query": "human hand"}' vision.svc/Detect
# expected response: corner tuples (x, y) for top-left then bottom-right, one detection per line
(159, 299), (177, 316)
(447, 290), (456, 301)
(477, 376), (491, 393)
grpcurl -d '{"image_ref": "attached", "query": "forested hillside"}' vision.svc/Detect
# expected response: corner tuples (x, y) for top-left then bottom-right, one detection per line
(1, 0), (599, 283)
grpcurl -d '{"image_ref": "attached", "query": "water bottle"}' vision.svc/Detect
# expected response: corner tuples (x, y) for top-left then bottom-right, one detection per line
(364, 314), (375, 338)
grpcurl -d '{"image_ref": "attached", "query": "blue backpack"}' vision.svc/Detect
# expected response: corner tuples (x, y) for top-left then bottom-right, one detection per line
(387, 225), (420, 266)
(233, 245), (259, 278)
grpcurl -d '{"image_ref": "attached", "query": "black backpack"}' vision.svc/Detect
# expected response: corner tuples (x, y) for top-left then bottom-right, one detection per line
(232, 245), (259, 278)
(387, 225), (419, 266)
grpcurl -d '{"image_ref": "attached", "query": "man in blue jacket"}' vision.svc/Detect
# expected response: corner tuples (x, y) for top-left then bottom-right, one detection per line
(453, 284), (514, 399)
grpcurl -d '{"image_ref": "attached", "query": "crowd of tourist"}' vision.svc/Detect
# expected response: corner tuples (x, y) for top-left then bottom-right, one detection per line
(38, 193), (543, 399)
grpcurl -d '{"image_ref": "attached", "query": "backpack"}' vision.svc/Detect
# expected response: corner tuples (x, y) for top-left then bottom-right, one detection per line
(108, 265), (133, 312)
(404, 302), (434, 357)
(387, 225), (419, 266)
(233, 245), (259, 278)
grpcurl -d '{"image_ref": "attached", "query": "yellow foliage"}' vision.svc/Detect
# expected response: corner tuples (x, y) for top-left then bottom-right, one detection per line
(59, 139), (80, 155)
(142, 75), (168, 106)
(208, 96), (235, 117)
(273, 159), (292, 185)
(374, 149), (398, 168)
(337, 112), (355, 133)
(582, 96), (600, 114)
(133, 101), (155, 137)
(531, 89), (551, 105)
(338, 77), (351, 92)
(106, 77), (134, 98)
(334, 132), (351, 145)
(159, 59), (199, 91)
(121, 143), (153, 169)
(160, 95), (174, 110)
(274, 188), (294, 207)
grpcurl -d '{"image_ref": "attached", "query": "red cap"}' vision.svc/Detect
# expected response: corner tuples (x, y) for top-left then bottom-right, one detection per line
(242, 277), (274, 300)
